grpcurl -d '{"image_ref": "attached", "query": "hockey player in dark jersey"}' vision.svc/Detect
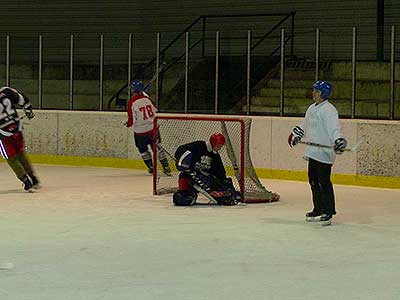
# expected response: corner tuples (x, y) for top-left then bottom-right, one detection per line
(0, 87), (40, 192)
(173, 133), (240, 206)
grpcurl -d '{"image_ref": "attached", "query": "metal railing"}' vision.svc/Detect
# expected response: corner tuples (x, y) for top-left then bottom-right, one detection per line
(107, 12), (296, 110)
(0, 23), (398, 119)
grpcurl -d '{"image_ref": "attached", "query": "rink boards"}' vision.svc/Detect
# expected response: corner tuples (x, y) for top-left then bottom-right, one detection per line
(2, 110), (399, 188)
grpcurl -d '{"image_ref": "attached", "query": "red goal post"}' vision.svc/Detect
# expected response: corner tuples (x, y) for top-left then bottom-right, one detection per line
(152, 114), (279, 203)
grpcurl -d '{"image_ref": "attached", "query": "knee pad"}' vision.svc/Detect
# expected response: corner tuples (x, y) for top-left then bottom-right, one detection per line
(173, 190), (197, 206)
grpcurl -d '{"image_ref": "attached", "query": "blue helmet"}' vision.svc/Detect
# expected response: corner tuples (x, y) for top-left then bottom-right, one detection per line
(129, 79), (144, 93)
(312, 80), (332, 99)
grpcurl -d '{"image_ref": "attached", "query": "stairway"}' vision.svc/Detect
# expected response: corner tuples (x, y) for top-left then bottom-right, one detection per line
(160, 55), (280, 114)
(245, 59), (400, 118)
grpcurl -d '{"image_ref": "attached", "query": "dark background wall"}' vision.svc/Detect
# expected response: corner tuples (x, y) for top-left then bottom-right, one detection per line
(0, 0), (399, 63)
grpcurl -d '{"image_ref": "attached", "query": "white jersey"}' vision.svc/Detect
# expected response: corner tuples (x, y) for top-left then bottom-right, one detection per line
(126, 93), (158, 134)
(299, 100), (344, 164)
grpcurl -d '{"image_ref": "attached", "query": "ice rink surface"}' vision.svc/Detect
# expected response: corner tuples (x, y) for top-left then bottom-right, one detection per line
(0, 164), (399, 300)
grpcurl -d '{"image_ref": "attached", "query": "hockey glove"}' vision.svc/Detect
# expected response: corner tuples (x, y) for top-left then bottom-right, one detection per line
(288, 126), (304, 148)
(288, 133), (301, 148)
(23, 106), (35, 120)
(334, 138), (347, 154)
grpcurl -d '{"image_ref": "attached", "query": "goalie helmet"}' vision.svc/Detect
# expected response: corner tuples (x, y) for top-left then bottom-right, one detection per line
(209, 133), (226, 149)
(312, 80), (332, 100)
(129, 79), (144, 93)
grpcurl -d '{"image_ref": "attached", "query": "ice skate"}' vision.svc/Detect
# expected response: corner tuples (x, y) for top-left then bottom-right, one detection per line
(319, 214), (332, 226)
(20, 174), (33, 192)
(147, 167), (153, 174)
(29, 174), (41, 189)
(305, 211), (321, 222)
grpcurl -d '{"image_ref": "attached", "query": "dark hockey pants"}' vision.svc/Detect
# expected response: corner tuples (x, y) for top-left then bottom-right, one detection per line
(308, 158), (336, 216)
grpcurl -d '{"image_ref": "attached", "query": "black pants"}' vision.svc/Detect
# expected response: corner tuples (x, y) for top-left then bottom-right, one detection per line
(134, 131), (161, 153)
(308, 158), (336, 215)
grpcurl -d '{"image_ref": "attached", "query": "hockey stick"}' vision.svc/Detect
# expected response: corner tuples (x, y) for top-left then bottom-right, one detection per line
(143, 62), (167, 93)
(155, 142), (218, 205)
(192, 183), (219, 205)
(299, 137), (364, 152)
(19, 115), (31, 125)
(0, 262), (14, 270)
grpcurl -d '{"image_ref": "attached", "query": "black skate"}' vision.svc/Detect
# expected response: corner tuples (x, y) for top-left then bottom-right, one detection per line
(319, 214), (333, 226)
(147, 167), (153, 174)
(20, 174), (33, 193)
(29, 174), (41, 189)
(305, 211), (322, 222)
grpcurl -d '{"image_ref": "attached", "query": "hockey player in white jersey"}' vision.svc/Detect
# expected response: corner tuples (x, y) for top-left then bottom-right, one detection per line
(125, 79), (171, 175)
(288, 80), (347, 226)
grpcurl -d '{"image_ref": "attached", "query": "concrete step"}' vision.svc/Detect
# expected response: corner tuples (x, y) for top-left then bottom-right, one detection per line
(27, 94), (116, 110)
(9, 79), (126, 94)
(265, 79), (315, 88)
(0, 63), (152, 80)
(276, 62), (400, 81)
(277, 69), (316, 80)
(244, 105), (309, 114)
(259, 87), (310, 98)
(252, 96), (360, 107)
(330, 62), (400, 81)
(261, 80), (400, 100)
(246, 101), (400, 118)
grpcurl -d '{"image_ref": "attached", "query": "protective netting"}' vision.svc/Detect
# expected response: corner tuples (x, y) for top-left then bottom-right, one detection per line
(153, 115), (279, 203)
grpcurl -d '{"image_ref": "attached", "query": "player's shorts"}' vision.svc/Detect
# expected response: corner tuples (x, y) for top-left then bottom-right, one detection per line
(0, 132), (25, 159)
(134, 130), (161, 153)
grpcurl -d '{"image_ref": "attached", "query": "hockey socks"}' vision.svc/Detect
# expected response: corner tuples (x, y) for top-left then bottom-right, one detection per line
(6, 156), (26, 179)
(16, 152), (35, 175)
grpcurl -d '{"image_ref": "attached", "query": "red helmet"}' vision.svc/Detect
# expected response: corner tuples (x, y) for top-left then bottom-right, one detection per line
(210, 133), (226, 148)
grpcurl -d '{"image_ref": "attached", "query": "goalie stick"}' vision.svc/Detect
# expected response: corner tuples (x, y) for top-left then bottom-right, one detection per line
(143, 62), (167, 93)
(155, 142), (218, 204)
(299, 137), (364, 152)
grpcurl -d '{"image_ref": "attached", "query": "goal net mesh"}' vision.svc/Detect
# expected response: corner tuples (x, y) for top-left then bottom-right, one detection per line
(153, 115), (278, 203)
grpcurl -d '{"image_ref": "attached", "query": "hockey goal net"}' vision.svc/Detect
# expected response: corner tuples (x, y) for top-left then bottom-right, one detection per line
(153, 114), (279, 203)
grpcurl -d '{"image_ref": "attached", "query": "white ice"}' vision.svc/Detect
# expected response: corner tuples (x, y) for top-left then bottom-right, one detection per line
(0, 164), (399, 300)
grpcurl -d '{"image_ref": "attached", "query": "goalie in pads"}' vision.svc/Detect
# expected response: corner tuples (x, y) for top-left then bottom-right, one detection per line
(173, 133), (240, 206)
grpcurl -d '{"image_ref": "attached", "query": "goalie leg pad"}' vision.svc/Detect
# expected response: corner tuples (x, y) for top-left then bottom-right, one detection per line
(210, 177), (241, 205)
(173, 190), (198, 206)
(210, 190), (238, 206)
